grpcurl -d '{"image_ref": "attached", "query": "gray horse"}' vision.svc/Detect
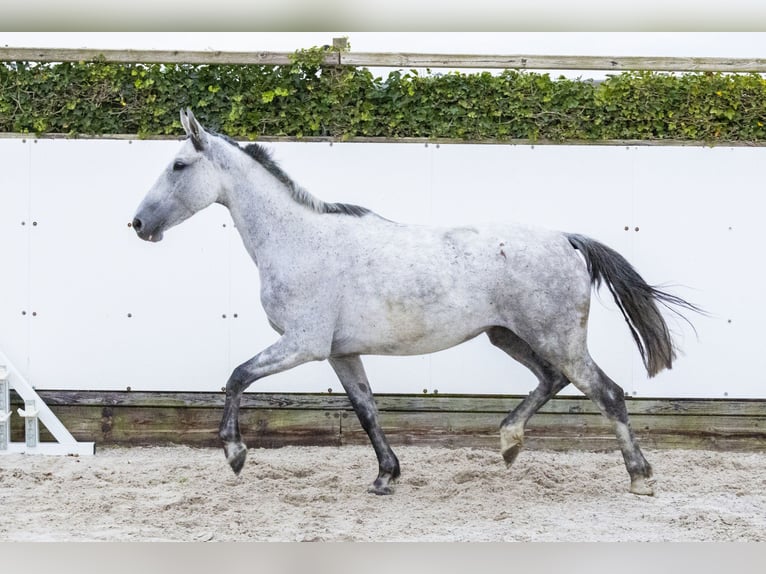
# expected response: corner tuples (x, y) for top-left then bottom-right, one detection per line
(133, 109), (698, 496)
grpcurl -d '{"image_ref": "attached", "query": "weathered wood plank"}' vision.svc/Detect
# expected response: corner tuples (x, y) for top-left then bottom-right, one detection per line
(0, 47), (338, 66)
(1, 132), (763, 148)
(341, 411), (766, 439)
(30, 390), (766, 417)
(3, 47), (766, 73)
(374, 395), (766, 417)
(10, 392), (766, 452)
(342, 410), (766, 451)
(341, 53), (766, 73)
(11, 405), (341, 448)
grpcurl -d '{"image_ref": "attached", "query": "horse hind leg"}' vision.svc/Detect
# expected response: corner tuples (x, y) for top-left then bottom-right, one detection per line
(486, 327), (571, 468)
(329, 355), (400, 495)
(562, 356), (654, 495)
(489, 326), (654, 495)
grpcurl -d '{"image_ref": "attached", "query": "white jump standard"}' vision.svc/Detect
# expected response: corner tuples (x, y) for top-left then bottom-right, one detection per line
(0, 352), (94, 456)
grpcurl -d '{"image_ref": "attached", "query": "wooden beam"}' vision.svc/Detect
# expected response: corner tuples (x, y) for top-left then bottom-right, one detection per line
(12, 391), (766, 452)
(340, 53), (766, 73)
(33, 390), (766, 417)
(0, 47), (339, 66)
(0, 132), (763, 148)
(2, 46), (766, 72)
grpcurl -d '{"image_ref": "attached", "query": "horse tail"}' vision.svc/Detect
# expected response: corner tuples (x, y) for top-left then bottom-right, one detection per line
(566, 233), (701, 378)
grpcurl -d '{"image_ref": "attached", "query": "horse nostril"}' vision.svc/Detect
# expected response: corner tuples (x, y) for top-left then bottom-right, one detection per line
(132, 218), (142, 231)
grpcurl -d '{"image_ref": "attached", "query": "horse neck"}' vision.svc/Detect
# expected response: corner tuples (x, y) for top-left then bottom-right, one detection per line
(222, 165), (321, 265)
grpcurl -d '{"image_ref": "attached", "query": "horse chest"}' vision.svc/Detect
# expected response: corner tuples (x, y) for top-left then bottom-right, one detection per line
(257, 265), (339, 334)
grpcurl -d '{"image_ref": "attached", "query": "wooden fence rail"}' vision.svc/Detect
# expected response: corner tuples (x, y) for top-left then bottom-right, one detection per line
(10, 391), (766, 453)
(2, 46), (766, 73)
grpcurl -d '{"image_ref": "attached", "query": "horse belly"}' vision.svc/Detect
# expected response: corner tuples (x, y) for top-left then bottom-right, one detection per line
(333, 283), (496, 356)
(332, 319), (489, 357)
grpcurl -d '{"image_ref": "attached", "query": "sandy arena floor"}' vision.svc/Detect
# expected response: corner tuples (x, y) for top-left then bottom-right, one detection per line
(1, 445), (765, 542)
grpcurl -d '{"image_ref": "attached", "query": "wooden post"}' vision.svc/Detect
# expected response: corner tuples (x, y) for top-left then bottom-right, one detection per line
(332, 37), (349, 52)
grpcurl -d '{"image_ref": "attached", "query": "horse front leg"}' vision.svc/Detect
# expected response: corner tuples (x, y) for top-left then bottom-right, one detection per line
(220, 336), (328, 474)
(329, 355), (400, 495)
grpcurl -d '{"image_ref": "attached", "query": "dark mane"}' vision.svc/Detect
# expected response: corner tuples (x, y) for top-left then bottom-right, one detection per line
(221, 136), (371, 217)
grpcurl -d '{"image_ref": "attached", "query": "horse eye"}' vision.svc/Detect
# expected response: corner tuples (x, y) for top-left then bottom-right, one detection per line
(173, 161), (186, 172)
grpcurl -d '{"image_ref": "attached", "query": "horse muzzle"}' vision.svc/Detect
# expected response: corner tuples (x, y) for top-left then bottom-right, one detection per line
(131, 217), (164, 242)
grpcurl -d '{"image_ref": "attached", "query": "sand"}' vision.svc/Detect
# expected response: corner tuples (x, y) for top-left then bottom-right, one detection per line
(1, 445), (765, 542)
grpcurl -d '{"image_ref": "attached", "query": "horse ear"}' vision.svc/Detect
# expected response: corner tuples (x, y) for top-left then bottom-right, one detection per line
(181, 108), (208, 152)
(180, 108), (192, 135)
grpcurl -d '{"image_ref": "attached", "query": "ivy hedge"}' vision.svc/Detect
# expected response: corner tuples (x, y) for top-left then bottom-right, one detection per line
(1, 46), (765, 143)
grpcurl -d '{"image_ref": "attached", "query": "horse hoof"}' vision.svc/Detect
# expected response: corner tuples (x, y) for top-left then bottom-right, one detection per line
(367, 473), (397, 495)
(502, 445), (523, 468)
(500, 427), (524, 468)
(224, 442), (247, 475)
(367, 484), (394, 495)
(629, 477), (655, 496)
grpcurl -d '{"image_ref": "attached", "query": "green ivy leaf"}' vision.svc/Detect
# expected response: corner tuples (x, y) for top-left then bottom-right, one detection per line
(0, 56), (764, 143)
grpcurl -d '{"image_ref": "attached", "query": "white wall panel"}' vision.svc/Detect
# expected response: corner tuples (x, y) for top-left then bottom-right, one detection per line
(0, 140), (31, 382)
(1, 138), (763, 398)
(630, 146), (766, 398)
(25, 140), (230, 391)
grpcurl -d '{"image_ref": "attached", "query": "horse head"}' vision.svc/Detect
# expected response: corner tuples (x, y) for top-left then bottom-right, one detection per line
(132, 109), (224, 242)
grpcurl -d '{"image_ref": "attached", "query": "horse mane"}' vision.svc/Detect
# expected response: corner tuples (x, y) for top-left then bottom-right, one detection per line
(220, 135), (370, 217)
